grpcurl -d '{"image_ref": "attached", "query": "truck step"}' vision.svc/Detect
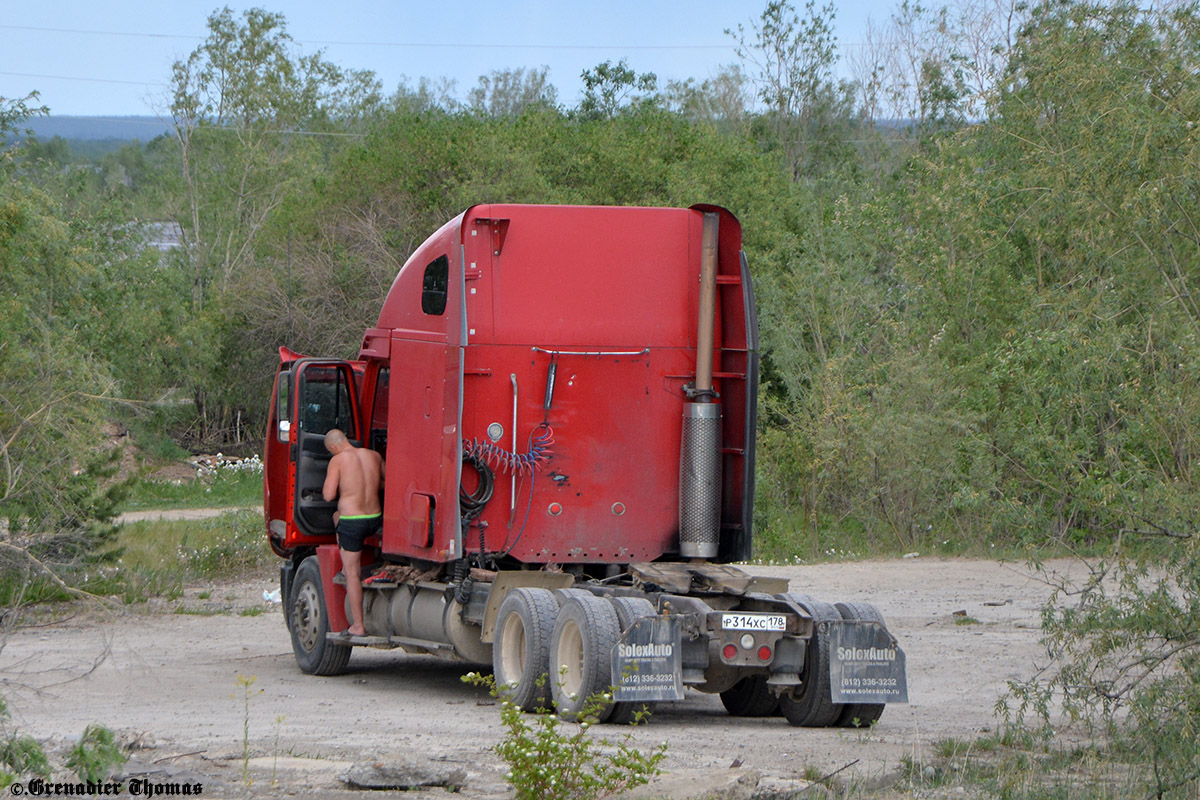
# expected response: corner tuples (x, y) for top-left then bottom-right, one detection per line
(325, 631), (455, 653)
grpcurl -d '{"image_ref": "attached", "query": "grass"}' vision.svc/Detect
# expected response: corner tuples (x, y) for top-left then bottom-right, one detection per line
(122, 469), (263, 512)
(747, 507), (1158, 566)
(0, 511), (276, 607)
(117, 509), (270, 577)
(0, 509), (273, 609)
(903, 732), (1151, 800)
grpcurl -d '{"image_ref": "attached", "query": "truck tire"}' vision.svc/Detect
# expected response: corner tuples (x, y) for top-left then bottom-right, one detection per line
(607, 597), (657, 725)
(289, 557), (351, 676)
(779, 597), (842, 727)
(493, 588), (558, 712)
(832, 601), (887, 729)
(549, 594), (620, 722)
(552, 587), (594, 606)
(720, 675), (779, 717)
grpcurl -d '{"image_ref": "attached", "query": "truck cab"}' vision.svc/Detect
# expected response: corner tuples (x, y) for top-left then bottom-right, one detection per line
(263, 204), (906, 725)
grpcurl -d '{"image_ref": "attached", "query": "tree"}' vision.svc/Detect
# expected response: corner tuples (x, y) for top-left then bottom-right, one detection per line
(873, 4), (1200, 791)
(169, 6), (382, 307)
(0, 164), (126, 588)
(728, 0), (858, 178)
(0, 93), (47, 143)
(576, 60), (659, 120)
(167, 6), (383, 444)
(469, 67), (558, 116)
(663, 65), (753, 126)
(390, 76), (460, 114)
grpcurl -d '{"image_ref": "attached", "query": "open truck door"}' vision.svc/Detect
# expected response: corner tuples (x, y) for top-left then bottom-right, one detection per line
(264, 351), (363, 553)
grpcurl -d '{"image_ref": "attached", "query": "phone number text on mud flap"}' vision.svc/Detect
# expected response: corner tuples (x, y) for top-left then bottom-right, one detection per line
(841, 677), (899, 688)
(11, 779), (205, 797)
(620, 672), (677, 685)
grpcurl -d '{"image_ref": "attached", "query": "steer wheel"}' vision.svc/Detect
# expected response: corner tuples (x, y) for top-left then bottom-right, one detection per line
(289, 557), (351, 676)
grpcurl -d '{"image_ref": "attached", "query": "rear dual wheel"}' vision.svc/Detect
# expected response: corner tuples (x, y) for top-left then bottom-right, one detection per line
(493, 588), (559, 712)
(832, 601), (887, 729)
(549, 594), (620, 721)
(608, 597), (657, 725)
(720, 675), (780, 717)
(779, 597), (842, 727)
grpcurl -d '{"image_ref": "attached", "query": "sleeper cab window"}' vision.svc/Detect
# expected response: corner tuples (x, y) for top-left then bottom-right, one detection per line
(421, 255), (449, 316)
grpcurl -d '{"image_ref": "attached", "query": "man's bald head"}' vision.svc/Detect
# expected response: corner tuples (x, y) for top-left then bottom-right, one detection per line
(325, 428), (350, 454)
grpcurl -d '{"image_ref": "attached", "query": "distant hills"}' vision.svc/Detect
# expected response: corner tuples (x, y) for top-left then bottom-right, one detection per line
(23, 115), (172, 142)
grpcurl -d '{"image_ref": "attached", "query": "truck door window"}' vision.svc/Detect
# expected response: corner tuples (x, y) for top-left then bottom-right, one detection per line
(421, 255), (449, 316)
(299, 366), (357, 438)
(275, 370), (291, 443)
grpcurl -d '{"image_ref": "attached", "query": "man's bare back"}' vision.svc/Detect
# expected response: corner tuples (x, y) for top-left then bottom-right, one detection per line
(322, 434), (384, 516)
(321, 428), (384, 637)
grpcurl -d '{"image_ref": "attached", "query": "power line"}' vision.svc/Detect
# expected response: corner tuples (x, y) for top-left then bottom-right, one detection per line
(0, 71), (167, 88)
(1, 23), (199, 40)
(0, 23), (736, 51)
(302, 40), (735, 51)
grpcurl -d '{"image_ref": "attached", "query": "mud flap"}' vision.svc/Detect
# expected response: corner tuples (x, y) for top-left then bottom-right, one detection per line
(828, 620), (909, 704)
(611, 616), (684, 703)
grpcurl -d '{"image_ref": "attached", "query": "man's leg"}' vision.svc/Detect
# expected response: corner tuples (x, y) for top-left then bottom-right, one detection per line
(340, 547), (366, 636)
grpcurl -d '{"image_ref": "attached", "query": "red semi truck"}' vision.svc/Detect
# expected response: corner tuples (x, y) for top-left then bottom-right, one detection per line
(263, 203), (907, 725)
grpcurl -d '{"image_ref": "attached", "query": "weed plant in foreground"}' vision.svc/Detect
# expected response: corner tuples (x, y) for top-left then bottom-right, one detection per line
(463, 672), (666, 800)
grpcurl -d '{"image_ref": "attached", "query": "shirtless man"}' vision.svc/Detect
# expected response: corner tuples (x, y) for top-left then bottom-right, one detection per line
(322, 428), (384, 637)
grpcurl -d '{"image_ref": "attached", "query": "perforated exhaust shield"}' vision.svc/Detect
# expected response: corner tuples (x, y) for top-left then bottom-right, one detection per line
(679, 402), (722, 558)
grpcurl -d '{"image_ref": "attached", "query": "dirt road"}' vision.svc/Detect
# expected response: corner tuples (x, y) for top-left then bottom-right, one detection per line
(0, 558), (1073, 797)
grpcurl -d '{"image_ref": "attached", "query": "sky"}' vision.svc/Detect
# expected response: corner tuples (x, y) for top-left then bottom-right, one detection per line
(0, 1), (892, 120)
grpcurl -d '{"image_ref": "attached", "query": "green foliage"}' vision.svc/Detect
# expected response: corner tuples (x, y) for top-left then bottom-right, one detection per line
(65, 724), (126, 783)
(728, 0), (859, 177)
(0, 156), (133, 585)
(166, 6), (384, 446)
(469, 67), (558, 117)
(463, 672), (666, 800)
(0, 695), (49, 790)
(0, 510), (271, 607)
(0, 93), (48, 154)
(114, 509), (267, 587)
(234, 675), (262, 786)
(1004, 544), (1200, 796)
(577, 60), (659, 121)
(0, 736), (51, 787)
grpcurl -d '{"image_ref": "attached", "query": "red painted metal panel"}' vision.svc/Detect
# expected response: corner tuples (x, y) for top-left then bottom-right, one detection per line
(355, 203), (752, 566)
(469, 205), (697, 349)
(373, 217), (466, 562)
(317, 544), (348, 634)
(315, 544), (377, 634)
(460, 345), (693, 562)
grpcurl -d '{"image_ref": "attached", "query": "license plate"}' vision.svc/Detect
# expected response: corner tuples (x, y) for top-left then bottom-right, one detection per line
(721, 613), (787, 631)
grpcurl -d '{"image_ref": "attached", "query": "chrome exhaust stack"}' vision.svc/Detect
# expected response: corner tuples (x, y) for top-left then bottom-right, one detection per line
(679, 212), (722, 560)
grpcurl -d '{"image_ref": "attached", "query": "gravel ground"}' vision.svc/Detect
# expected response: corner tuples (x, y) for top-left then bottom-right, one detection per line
(0, 557), (1079, 798)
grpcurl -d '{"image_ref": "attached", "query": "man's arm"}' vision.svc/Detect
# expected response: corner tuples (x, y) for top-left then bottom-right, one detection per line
(323, 456), (341, 502)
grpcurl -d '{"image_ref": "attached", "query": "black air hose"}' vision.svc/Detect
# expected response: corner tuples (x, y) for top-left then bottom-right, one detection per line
(460, 450), (495, 519)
